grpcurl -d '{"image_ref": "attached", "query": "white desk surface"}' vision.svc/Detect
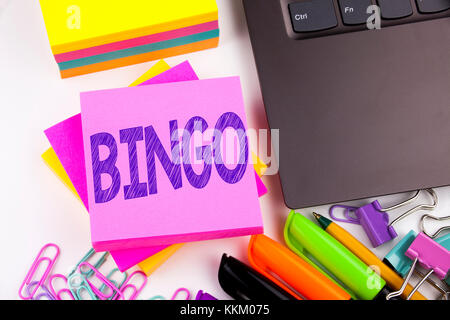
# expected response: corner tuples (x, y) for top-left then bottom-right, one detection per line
(1, 0), (448, 300)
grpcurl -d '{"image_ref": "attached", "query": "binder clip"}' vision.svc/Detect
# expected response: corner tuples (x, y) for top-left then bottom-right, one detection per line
(384, 231), (450, 299)
(420, 213), (450, 240)
(421, 213), (450, 288)
(195, 290), (217, 300)
(218, 254), (297, 300)
(386, 232), (450, 300)
(383, 230), (418, 277)
(329, 189), (437, 247)
(384, 213), (450, 290)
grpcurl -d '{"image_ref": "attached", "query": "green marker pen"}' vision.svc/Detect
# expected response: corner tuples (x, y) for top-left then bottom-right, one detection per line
(284, 210), (389, 300)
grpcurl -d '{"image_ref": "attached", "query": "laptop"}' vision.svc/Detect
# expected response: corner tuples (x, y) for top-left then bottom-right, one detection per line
(243, 0), (450, 208)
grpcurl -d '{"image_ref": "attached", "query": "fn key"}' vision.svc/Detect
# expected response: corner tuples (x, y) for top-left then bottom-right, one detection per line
(289, 0), (338, 32)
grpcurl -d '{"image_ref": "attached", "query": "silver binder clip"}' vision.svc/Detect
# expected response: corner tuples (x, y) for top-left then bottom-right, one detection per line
(420, 213), (450, 239)
(384, 188), (438, 229)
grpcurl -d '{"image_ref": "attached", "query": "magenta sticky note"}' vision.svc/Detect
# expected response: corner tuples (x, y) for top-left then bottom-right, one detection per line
(81, 77), (264, 251)
(108, 245), (171, 271)
(255, 172), (267, 197)
(45, 113), (89, 209)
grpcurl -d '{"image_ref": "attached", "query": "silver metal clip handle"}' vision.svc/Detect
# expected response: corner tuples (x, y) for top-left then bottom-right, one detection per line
(420, 214), (450, 239)
(380, 189), (438, 228)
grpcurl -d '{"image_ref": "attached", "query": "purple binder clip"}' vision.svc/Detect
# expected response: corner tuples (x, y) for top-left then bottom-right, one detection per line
(195, 290), (217, 300)
(387, 232), (450, 300)
(330, 189), (437, 247)
(330, 201), (397, 247)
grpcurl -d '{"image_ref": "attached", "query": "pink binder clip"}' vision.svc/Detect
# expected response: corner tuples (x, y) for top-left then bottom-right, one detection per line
(387, 232), (450, 300)
(330, 189), (437, 247)
(18, 243), (60, 300)
(406, 232), (450, 280)
(113, 270), (148, 300)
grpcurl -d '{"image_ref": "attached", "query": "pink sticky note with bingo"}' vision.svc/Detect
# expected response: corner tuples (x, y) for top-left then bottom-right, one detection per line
(81, 77), (264, 251)
(45, 62), (266, 269)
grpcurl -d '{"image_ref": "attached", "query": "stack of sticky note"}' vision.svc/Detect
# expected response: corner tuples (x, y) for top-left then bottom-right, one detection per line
(43, 60), (267, 275)
(38, 0), (219, 78)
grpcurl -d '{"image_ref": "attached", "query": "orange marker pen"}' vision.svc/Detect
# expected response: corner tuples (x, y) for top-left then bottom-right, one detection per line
(248, 234), (351, 300)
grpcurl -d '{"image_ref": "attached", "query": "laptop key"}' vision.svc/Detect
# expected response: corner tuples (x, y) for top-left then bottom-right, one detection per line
(416, 0), (450, 13)
(338, 0), (373, 25)
(289, 0), (338, 32)
(377, 0), (413, 19)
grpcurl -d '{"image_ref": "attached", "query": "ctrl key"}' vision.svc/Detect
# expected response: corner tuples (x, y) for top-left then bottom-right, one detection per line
(289, 0), (338, 33)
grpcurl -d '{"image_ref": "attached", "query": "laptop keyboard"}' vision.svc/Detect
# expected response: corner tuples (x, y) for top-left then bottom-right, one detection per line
(286, 0), (450, 38)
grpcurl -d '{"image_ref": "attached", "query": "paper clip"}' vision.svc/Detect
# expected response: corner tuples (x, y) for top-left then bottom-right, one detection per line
(195, 290), (217, 300)
(98, 268), (128, 300)
(78, 262), (124, 300)
(68, 248), (109, 278)
(171, 288), (190, 300)
(148, 288), (192, 300)
(386, 232), (450, 300)
(68, 273), (98, 300)
(18, 243), (60, 300)
(48, 274), (75, 300)
(329, 189), (437, 247)
(26, 281), (56, 300)
(113, 270), (147, 300)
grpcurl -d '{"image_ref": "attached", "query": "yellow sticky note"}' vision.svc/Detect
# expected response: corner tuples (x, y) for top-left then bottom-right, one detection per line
(42, 147), (80, 200)
(138, 243), (184, 276)
(129, 59), (170, 87)
(252, 152), (268, 177)
(39, 0), (218, 54)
